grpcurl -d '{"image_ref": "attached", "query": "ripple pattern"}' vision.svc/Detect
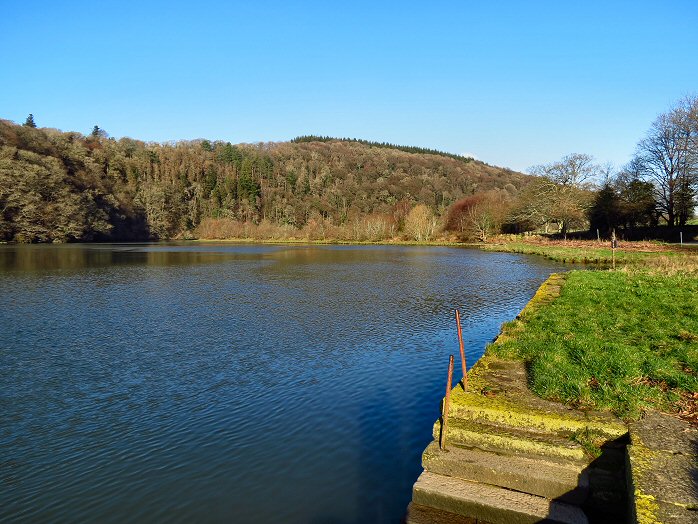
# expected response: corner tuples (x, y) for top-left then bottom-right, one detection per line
(0, 244), (568, 523)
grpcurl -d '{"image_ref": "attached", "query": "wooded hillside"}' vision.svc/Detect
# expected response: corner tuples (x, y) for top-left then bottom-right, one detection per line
(0, 119), (529, 242)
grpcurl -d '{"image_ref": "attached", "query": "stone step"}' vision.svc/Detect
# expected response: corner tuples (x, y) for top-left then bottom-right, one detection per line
(445, 357), (627, 441)
(422, 441), (589, 504)
(448, 395), (626, 440)
(433, 418), (589, 463)
(412, 471), (589, 524)
(406, 502), (490, 524)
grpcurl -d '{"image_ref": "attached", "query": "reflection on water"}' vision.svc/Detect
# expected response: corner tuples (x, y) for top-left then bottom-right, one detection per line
(0, 243), (280, 272)
(0, 243), (567, 523)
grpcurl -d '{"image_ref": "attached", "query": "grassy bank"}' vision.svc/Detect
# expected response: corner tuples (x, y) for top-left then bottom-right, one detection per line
(482, 238), (698, 275)
(193, 237), (473, 247)
(482, 240), (697, 421)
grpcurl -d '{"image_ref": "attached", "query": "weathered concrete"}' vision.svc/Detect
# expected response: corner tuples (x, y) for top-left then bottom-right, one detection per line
(408, 273), (693, 523)
(434, 416), (589, 463)
(422, 441), (589, 503)
(412, 471), (589, 524)
(447, 357), (628, 439)
(627, 410), (698, 524)
(406, 502), (489, 524)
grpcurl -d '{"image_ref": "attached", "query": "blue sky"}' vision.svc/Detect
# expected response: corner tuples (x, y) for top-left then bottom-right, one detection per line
(2, 1), (697, 172)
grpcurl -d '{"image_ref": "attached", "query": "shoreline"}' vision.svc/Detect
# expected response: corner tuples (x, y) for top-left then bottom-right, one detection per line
(408, 264), (697, 523)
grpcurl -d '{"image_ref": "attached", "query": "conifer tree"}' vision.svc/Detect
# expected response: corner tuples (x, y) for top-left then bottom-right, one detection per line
(24, 114), (36, 128)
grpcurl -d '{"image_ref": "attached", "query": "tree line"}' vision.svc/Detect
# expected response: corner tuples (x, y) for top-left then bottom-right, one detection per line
(446, 96), (697, 241)
(0, 119), (526, 242)
(1, 95), (694, 244)
(291, 135), (475, 164)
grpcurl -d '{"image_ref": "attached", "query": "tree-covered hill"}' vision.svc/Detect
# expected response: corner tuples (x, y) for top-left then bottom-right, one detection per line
(0, 119), (529, 242)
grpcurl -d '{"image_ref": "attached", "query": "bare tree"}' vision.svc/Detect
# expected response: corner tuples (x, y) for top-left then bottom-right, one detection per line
(512, 154), (599, 238)
(529, 153), (598, 187)
(635, 96), (698, 226)
(404, 204), (437, 241)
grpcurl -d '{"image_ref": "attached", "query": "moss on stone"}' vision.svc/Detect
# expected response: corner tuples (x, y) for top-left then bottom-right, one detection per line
(444, 355), (627, 439)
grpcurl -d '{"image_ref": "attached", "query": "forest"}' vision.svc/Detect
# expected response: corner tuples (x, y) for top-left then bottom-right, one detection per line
(0, 119), (526, 242)
(1, 95), (696, 243)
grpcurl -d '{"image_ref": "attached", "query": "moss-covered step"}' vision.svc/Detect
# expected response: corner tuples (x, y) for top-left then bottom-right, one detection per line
(412, 471), (589, 524)
(422, 441), (589, 504)
(447, 356), (627, 439)
(433, 417), (591, 463)
(627, 410), (698, 524)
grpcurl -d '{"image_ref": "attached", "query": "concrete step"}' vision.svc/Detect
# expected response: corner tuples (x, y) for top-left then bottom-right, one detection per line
(412, 471), (589, 524)
(406, 502), (488, 524)
(447, 387), (627, 440)
(434, 418), (589, 463)
(422, 441), (589, 504)
(445, 357), (627, 441)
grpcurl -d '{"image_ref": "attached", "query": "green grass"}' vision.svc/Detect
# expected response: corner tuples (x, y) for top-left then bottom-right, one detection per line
(481, 241), (698, 276)
(481, 241), (660, 265)
(489, 270), (698, 419)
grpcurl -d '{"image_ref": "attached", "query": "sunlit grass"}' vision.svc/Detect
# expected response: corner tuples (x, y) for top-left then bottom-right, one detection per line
(481, 238), (698, 275)
(489, 270), (698, 419)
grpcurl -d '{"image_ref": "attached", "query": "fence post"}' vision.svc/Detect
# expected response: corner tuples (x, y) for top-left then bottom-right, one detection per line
(611, 229), (617, 270)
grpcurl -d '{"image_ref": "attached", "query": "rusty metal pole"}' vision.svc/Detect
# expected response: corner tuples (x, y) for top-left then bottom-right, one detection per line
(455, 309), (467, 389)
(440, 354), (455, 450)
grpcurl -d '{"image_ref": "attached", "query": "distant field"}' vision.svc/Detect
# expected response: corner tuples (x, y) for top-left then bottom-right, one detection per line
(483, 237), (698, 274)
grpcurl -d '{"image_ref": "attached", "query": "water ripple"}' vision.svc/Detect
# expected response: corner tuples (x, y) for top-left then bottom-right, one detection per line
(0, 244), (568, 523)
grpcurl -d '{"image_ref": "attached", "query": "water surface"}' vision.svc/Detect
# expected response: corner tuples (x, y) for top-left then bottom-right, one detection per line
(0, 243), (567, 523)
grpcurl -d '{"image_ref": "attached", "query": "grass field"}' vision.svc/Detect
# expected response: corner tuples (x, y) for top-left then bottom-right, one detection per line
(484, 239), (698, 421)
(482, 238), (698, 275)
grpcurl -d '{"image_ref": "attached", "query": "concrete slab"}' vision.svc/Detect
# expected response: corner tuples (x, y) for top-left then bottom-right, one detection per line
(412, 471), (589, 524)
(653, 500), (698, 524)
(631, 410), (697, 455)
(628, 411), (698, 524)
(422, 441), (589, 504)
(434, 417), (589, 463)
(406, 502), (486, 524)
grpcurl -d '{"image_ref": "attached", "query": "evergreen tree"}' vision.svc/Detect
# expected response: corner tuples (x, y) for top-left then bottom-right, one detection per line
(24, 114), (37, 128)
(588, 184), (621, 235)
(91, 125), (105, 138)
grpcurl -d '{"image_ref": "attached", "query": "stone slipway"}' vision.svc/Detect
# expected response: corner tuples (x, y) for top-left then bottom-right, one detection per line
(407, 273), (697, 524)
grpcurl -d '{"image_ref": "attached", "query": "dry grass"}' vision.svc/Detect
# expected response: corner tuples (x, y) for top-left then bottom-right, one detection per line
(483, 236), (698, 275)
(493, 235), (671, 252)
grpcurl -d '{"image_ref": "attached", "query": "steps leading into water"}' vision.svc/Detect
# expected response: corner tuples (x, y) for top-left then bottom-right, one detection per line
(433, 417), (590, 464)
(410, 471), (589, 524)
(422, 441), (589, 504)
(408, 354), (630, 523)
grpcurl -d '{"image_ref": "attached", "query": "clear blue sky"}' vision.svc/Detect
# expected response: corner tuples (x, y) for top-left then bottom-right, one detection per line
(2, 1), (697, 172)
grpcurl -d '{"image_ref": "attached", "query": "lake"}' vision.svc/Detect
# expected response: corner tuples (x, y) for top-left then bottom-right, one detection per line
(0, 243), (567, 523)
